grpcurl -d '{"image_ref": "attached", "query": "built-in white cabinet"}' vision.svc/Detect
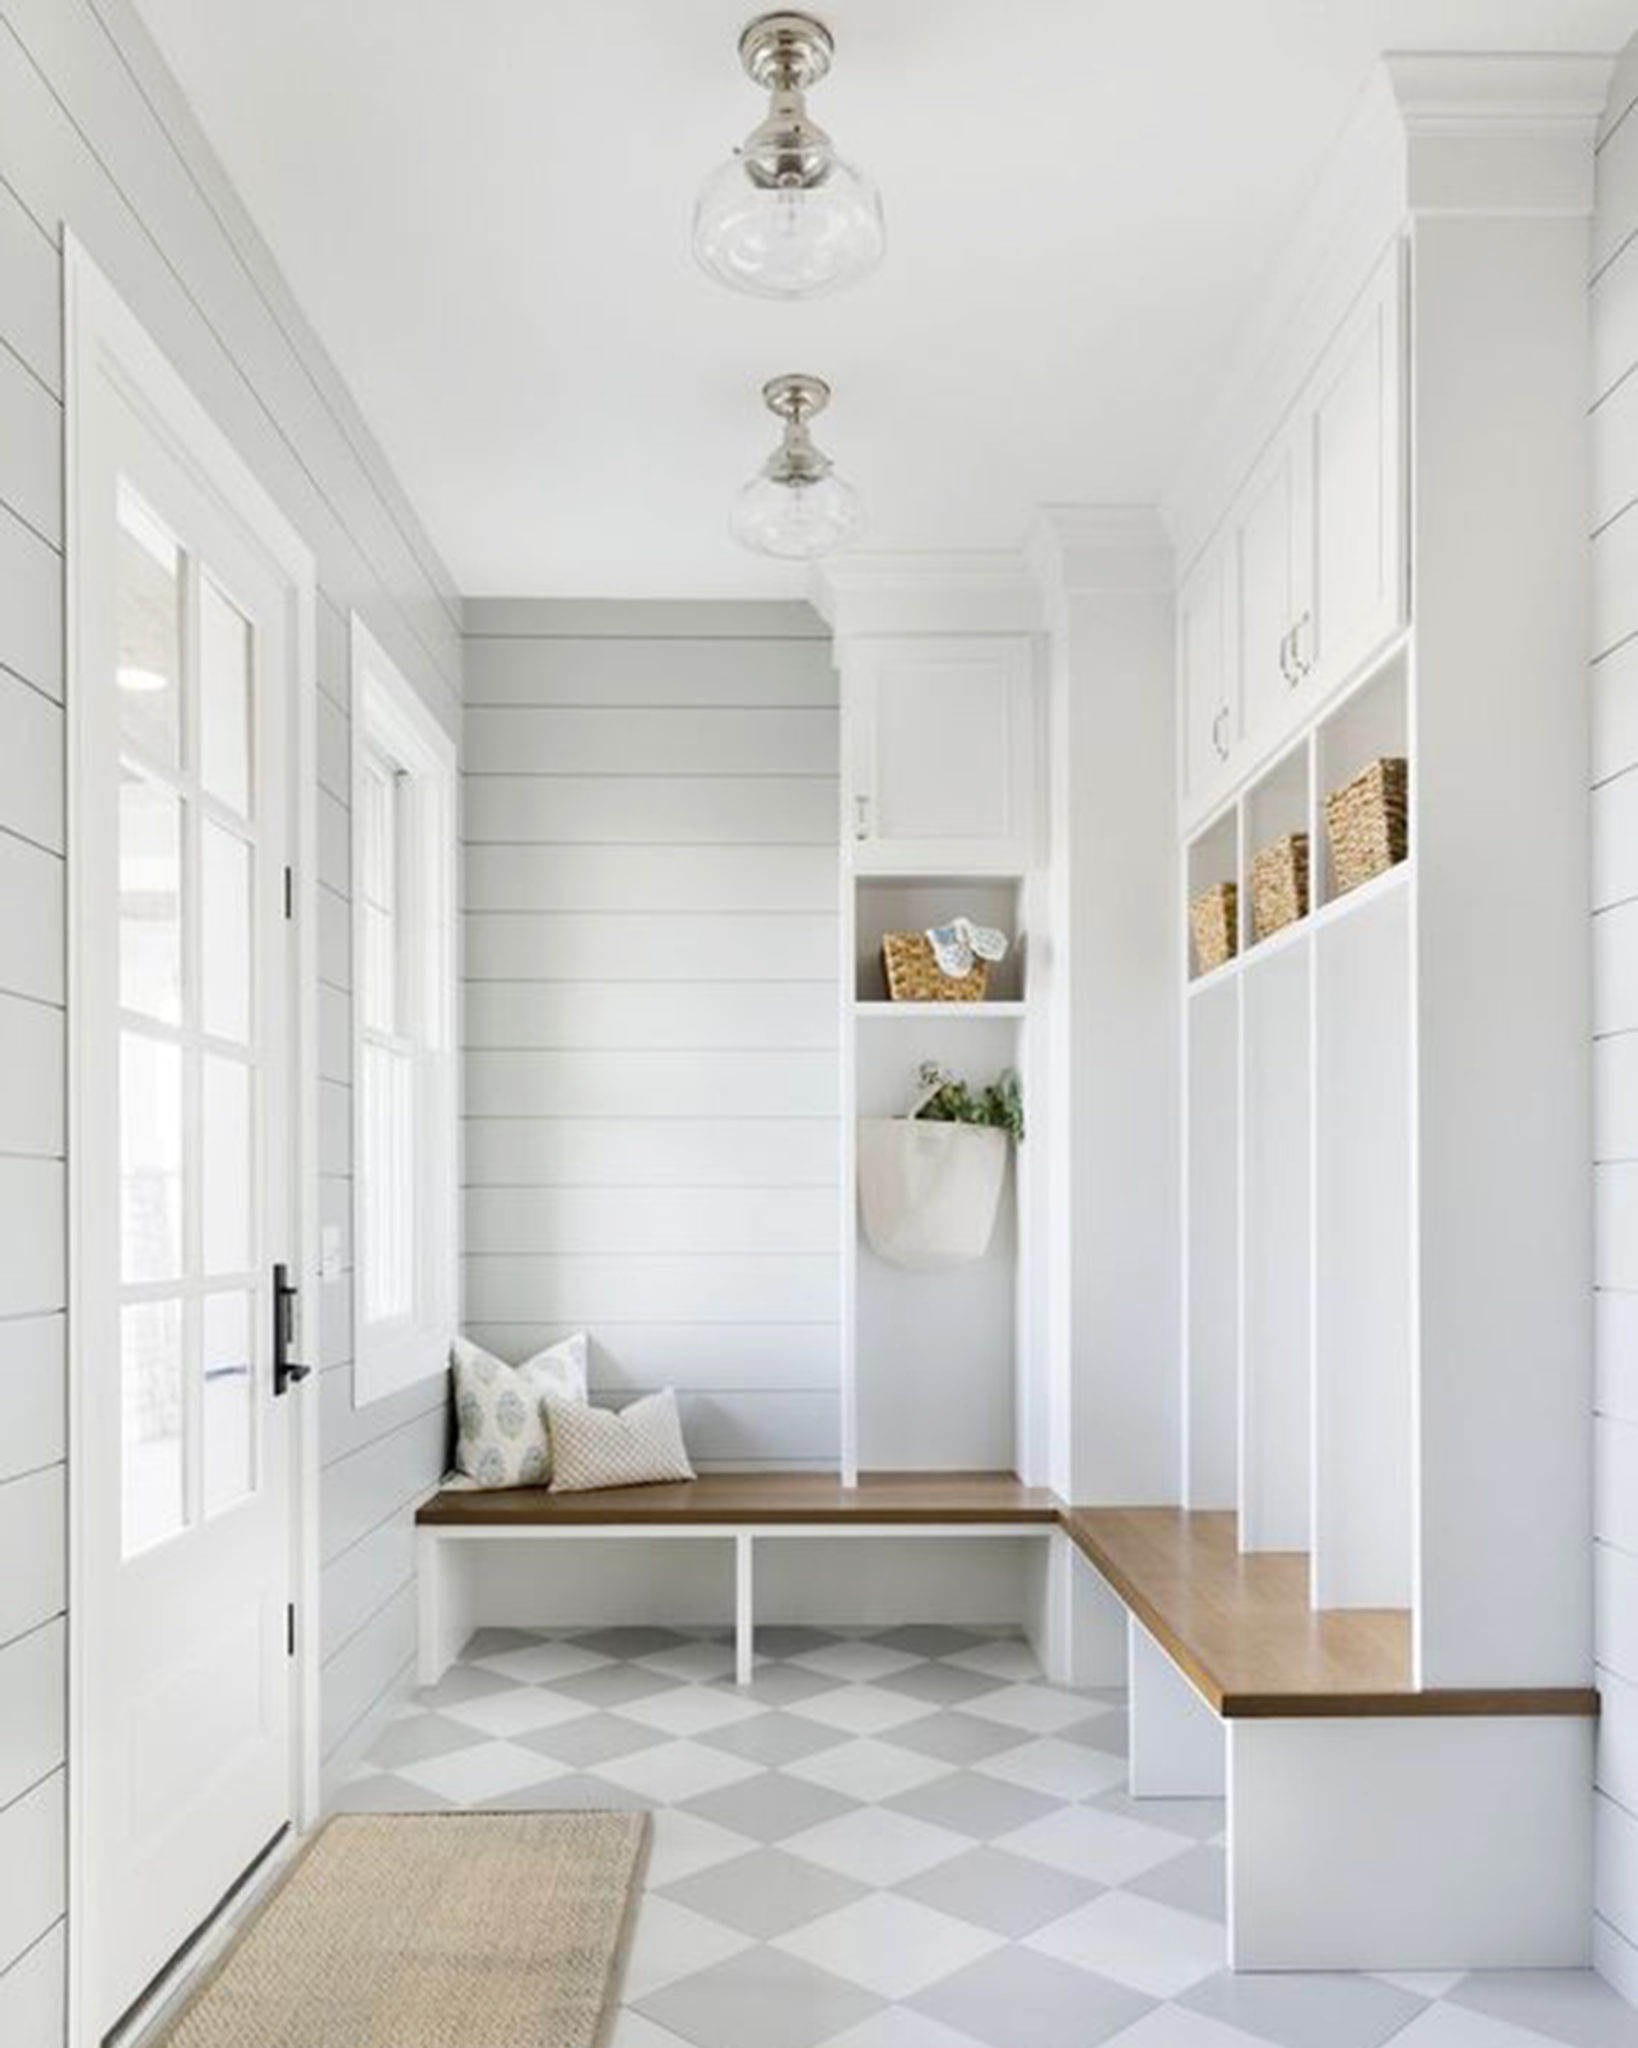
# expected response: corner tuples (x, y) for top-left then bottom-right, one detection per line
(1304, 249), (1404, 705)
(1179, 244), (1405, 829)
(844, 636), (1035, 873)
(1236, 420), (1310, 747)
(1178, 541), (1238, 817)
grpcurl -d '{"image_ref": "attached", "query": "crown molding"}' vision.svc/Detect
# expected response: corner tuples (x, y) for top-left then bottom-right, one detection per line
(1385, 51), (1614, 217)
(1028, 507), (1173, 608)
(812, 550), (1043, 636)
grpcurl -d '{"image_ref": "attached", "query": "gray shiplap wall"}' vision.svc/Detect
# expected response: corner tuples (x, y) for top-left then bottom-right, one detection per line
(462, 600), (842, 1466)
(1593, 33), (1638, 2008)
(0, 2), (460, 2032)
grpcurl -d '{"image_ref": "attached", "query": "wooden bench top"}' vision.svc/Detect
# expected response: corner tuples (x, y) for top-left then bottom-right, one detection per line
(417, 1470), (1063, 1527)
(1060, 1507), (1599, 1720)
(418, 1477), (1597, 1720)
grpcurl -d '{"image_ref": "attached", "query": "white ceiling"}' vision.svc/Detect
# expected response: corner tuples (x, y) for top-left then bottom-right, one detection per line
(134, 0), (1638, 599)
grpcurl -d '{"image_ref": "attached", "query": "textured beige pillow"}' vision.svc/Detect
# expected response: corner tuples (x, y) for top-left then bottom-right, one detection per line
(546, 1389), (696, 1494)
(451, 1333), (588, 1488)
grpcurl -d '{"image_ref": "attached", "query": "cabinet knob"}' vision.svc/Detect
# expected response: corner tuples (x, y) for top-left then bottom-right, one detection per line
(853, 794), (872, 841)
(1211, 706), (1230, 761)
(1279, 630), (1296, 686)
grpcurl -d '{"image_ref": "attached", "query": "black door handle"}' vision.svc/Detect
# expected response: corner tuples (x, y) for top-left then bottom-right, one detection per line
(273, 1262), (312, 1396)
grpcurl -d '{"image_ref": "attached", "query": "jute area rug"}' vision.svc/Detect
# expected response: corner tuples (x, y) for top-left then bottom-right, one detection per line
(153, 1811), (649, 2048)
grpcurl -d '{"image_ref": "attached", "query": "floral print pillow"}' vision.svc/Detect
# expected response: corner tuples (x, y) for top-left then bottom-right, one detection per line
(451, 1333), (589, 1488)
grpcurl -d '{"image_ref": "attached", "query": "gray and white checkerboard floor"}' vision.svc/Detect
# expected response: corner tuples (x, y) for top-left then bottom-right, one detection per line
(336, 1625), (1637, 2048)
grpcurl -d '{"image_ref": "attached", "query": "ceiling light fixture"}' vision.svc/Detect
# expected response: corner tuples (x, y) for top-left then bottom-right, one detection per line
(732, 373), (863, 560)
(694, 12), (884, 300)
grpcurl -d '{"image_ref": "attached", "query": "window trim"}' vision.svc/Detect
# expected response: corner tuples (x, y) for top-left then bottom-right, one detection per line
(349, 617), (458, 1406)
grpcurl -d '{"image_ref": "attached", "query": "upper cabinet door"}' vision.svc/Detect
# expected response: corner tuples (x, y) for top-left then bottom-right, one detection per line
(846, 637), (1035, 873)
(1178, 538), (1238, 822)
(1236, 420), (1312, 746)
(1301, 245), (1405, 697)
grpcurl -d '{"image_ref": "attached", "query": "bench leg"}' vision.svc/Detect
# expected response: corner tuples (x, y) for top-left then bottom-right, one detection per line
(1128, 1617), (1224, 1797)
(735, 1533), (754, 1686)
(1063, 1542), (1129, 1690)
(1227, 1715), (1593, 1970)
(417, 1530), (451, 1687)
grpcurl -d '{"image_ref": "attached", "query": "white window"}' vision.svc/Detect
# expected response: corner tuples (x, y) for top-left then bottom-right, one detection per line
(351, 619), (457, 1402)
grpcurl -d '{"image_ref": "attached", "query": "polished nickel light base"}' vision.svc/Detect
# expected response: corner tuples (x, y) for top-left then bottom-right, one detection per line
(739, 12), (834, 94)
(762, 372), (831, 425)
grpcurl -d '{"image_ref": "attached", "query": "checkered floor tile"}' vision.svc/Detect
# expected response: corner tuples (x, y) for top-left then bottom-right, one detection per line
(336, 1628), (1636, 2048)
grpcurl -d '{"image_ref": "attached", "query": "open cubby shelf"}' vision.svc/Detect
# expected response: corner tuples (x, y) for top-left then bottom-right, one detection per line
(1187, 645), (1410, 985)
(845, 866), (1037, 1486)
(855, 999), (1028, 1018)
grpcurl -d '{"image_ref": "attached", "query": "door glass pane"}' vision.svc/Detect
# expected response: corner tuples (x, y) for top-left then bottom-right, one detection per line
(120, 1034), (183, 1284)
(200, 575), (252, 816)
(359, 756), (399, 1036)
(116, 488), (182, 770)
(201, 821), (251, 1043)
(202, 1290), (253, 1515)
(122, 1298), (184, 1554)
(202, 1055), (252, 1277)
(119, 773), (182, 1024)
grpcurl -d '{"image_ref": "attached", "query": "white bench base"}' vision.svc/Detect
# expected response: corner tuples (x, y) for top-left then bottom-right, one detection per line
(417, 1521), (1066, 1689)
(1228, 1713), (1594, 1970)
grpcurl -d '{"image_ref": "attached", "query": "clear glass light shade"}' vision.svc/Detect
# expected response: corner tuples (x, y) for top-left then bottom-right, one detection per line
(731, 469), (864, 560)
(693, 149), (884, 299)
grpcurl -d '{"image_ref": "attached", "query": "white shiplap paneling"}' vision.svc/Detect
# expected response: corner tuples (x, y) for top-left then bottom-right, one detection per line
(460, 602), (840, 1465)
(0, 1317), (64, 1484)
(462, 1115), (838, 1189)
(1593, 66), (1638, 1994)
(0, 1772), (63, 1978)
(0, 1619), (64, 1811)
(463, 775), (837, 847)
(0, 993), (62, 1158)
(464, 1048), (837, 1120)
(464, 910), (837, 984)
(465, 633), (836, 708)
(462, 981), (836, 1052)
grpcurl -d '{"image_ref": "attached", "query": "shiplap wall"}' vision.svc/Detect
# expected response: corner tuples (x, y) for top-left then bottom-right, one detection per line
(0, 3), (460, 2031)
(462, 600), (842, 1466)
(1592, 33), (1638, 2007)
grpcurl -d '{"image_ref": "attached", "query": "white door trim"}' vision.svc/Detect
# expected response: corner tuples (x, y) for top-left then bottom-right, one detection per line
(62, 235), (321, 2048)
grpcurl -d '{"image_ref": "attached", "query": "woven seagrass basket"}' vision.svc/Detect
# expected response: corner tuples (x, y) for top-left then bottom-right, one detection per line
(1251, 832), (1309, 942)
(1324, 757), (1408, 896)
(882, 932), (988, 1003)
(1189, 883), (1238, 976)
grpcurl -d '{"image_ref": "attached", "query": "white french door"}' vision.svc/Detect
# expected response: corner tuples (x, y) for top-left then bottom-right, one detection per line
(68, 250), (315, 2041)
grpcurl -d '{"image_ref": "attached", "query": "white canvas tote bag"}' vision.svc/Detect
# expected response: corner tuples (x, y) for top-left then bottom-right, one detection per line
(856, 1117), (1008, 1270)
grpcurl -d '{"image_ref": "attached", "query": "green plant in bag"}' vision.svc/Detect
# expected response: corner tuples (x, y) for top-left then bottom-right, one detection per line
(913, 1061), (1024, 1143)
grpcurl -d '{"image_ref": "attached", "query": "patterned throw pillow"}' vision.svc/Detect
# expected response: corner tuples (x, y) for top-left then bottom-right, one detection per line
(451, 1333), (589, 1489)
(545, 1389), (696, 1494)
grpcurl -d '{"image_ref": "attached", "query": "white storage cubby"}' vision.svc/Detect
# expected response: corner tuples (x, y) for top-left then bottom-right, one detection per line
(1240, 936), (1312, 1552)
(1187, 812), (1240, 981)
(1186, 976), (1239, 1510)
(1314, 645), (1408, 909)
(1243, 744), (1312, 953)
(1312, 872), (1413, 1607)
(854, 876), (1027, 1005)
(853, 1011), (1023, 1473)
(1183, 639), (1414, 1576)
